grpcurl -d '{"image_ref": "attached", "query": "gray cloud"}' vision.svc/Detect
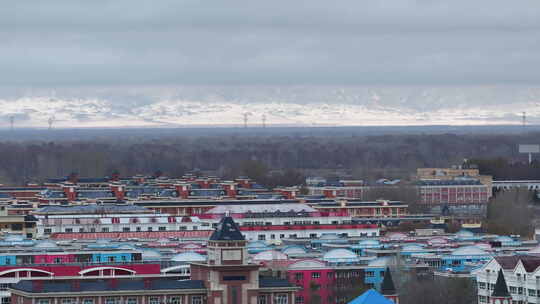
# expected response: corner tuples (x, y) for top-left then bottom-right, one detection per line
(2, 0), (540, 86)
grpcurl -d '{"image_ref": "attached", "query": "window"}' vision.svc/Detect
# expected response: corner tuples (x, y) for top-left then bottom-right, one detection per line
(258, 235), (266, 240)
(271, 234), (275, 240)
(258, 296), (268, 304)
(159, 227), (167, 231)
(1, 297), (10, 304)
(518, 287), (523, 295)
(126, 299), (137, 304)
(147, 227), (153, 231)
(478, 282), (486, 289)
(478, 296), (487, 303)
(312, 272), (320, 279)
(169, 297), (181, 304)
(82, 299), (94, 304)
(65, 228), (73, 233)
(123, 227), (130, 232)
(61, 299), (75, 304)
(0, 284), (10, 291)
(79, 228), (84, 233)
(309, 234), (317, 239)
(280, 234), (285, 239)
(295, 273), (303, 281)
(192, 226), (198, 230)
(328, 272), (334, 278)
(191, 296), (203, 304)
(54, 257), (62, 264)
(223, 276), (246, 281)
(90, 228), (96, 232)
(149, 297), (160, 304)
(275, 294), (288, 304)
(509, 286), (517, 294)
(44, 228), (52, 235)
(102, 227), (109, 232)
(529, 289), (536, 296)
(105, 298), (120, 304)
(37, 300), (50, 304)
(365, 271), (374, 277)
(108, 256), (115, 262)
(136, 227), (141, 232)
(295, 296), (304, 304)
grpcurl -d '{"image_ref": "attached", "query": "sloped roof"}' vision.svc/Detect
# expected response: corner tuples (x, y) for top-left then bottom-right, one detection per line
(494, 256), (522, 270)
(323, 249), (359, 263)
(252, 250), (288, 261)
(281, 245), (307, 255)
(380, 267), (396, 295)
(209, 216), (245, 241)
(492, 269), (510, 297)
(171, 251), (206, 262)
(348, 289), (394, 304)
(493, 255), (540, 272)
(451, 245), (487, 256)
(206, 203), (316, 214)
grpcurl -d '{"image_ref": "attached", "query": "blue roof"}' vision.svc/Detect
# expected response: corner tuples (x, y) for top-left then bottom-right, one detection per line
(348, 289), (394, 304)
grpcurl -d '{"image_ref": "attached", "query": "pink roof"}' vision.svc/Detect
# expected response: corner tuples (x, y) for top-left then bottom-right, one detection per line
(51, 230), (213, 240)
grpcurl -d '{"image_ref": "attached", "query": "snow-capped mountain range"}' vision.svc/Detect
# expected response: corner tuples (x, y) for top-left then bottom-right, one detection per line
(0, 86), (539, 128)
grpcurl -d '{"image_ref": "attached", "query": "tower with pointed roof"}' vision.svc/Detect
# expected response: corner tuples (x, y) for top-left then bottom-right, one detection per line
(207, 215), (248, 265)
(380, 267), (399, 304)
(190, 216), (297, 304)
(491, 269), (511, 304)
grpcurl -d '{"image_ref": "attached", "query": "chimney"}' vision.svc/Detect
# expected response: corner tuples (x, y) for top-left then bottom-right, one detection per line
(110, 183), (125, 201)
(62, 184), (77, 201)
(175, 183), (190, 199)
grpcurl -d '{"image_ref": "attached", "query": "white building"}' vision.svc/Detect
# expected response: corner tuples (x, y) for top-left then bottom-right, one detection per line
(475, 253), (540, 304)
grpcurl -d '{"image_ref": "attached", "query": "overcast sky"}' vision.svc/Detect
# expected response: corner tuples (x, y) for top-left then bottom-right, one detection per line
(3, 0), (540, 86)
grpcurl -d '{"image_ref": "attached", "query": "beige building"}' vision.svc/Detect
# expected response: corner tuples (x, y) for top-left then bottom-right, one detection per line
(417, 167), (493, 197)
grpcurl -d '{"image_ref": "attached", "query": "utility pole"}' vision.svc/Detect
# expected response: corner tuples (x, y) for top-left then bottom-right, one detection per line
(243, 113), (249, 129)
(262, 114), (267, 129)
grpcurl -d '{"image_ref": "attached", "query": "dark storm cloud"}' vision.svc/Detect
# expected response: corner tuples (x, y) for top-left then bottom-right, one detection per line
(2, 0), (540, 85)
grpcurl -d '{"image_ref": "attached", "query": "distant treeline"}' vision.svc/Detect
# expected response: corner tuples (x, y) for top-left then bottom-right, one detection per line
(0, 132), (539, 185)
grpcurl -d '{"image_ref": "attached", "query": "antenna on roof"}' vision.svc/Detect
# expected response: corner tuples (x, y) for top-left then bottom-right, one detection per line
(9, 116), (14, 131)
(262, 114), (267, 129)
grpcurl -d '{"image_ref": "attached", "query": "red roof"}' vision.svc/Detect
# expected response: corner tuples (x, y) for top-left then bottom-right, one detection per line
(51, 230), (213, 240)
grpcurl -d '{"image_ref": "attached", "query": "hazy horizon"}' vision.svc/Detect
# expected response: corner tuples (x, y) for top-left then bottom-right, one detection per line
(3, 1), (540, 128)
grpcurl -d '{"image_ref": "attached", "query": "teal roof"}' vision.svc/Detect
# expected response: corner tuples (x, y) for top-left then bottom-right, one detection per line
(348, 289), (394, 304)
